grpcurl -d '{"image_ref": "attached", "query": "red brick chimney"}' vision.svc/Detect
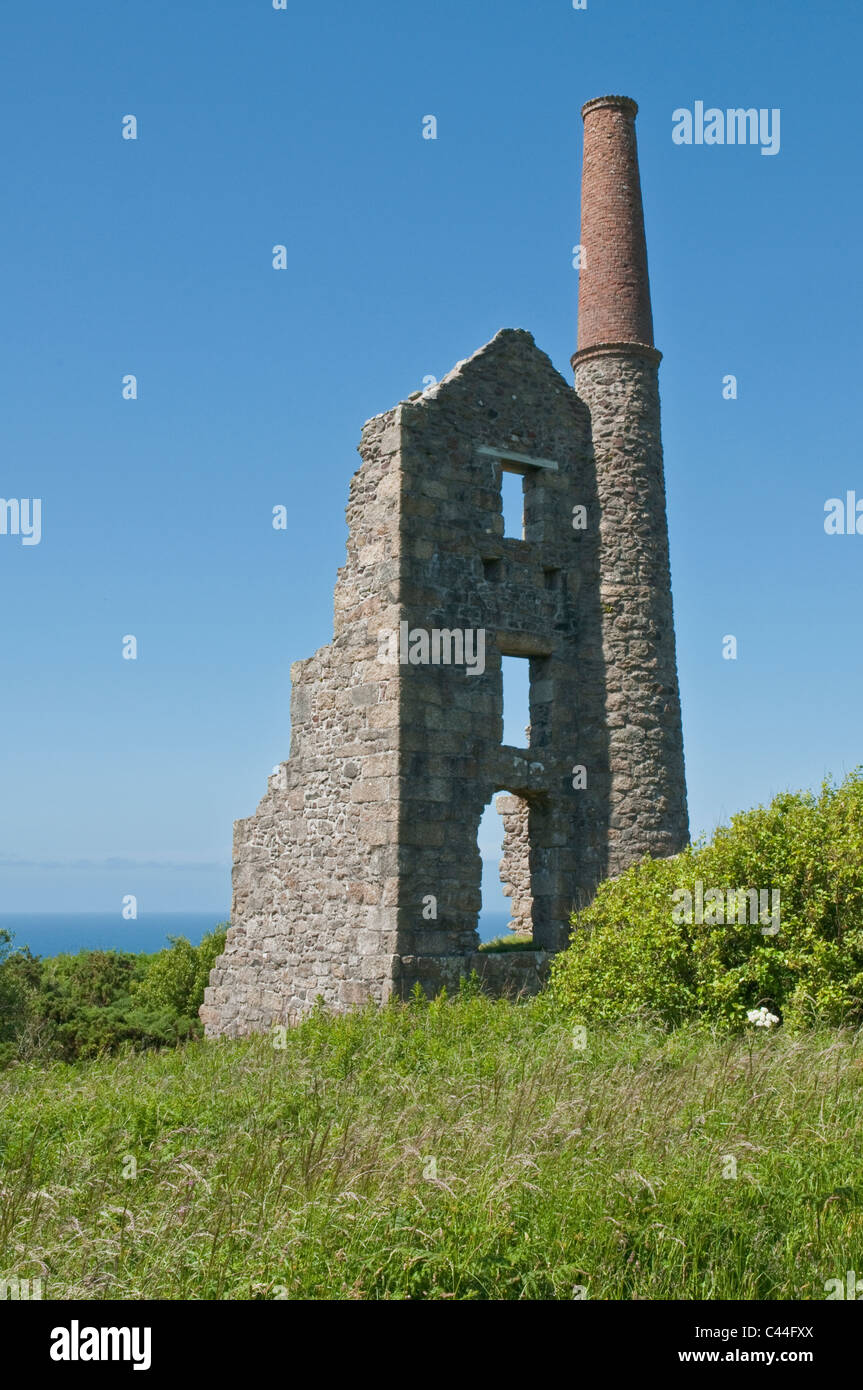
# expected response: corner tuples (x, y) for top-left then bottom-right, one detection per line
(571, 93), (689, 877)
(575, 95), (656, 357)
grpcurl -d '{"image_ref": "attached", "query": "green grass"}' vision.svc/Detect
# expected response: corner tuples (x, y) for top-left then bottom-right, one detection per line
(478, 933), (536, 952)
(2, 991), (862, 1300)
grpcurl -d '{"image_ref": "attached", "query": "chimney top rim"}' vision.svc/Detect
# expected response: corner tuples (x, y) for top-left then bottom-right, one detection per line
(581, 94), (638, 119)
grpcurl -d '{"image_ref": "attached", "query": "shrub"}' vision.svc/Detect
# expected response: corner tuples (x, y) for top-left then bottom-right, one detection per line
(550, 772), (863, 1030)
(0, 931), (41, 1067)
(0, 925), (228, 1066)
(135, 927), (227, 1020)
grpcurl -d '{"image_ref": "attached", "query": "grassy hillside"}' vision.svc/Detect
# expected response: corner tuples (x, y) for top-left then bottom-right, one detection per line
(1, 992), (862, 1300)
(3, 775), (863, 1300)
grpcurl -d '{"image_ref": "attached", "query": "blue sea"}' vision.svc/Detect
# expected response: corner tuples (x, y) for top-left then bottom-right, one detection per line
(0, 914), (229, 959)
(0, 911), (510, 957)
(478, 912), (510, 943)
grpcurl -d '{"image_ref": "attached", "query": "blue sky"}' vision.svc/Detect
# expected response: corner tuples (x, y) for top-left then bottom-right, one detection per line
(1, 0), (860, 920)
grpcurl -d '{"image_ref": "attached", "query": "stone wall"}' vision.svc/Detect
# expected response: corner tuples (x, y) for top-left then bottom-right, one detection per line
(496, 793), (532, 933)
(392, 328), (602, 998)
(201, 411), (405, 1036)
(202, 325), (689, 1034)
(204, 329), (619, 1030)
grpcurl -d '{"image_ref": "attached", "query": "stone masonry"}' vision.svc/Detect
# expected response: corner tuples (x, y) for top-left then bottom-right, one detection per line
(201, 95), (689, 1037)
(496, 793), (532, 935)
(573, 96), (688, 870)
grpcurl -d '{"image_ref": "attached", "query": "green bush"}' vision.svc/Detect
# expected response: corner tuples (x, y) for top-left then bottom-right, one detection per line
(135, 928), (227, 1020)
(0, 931), (42, 1067)
(550, 771), (863, 1030)
(0, 926), (228, 1066)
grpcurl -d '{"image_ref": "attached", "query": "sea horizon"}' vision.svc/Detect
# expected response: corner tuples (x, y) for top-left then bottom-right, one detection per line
(0, 913), (230, 959)
(0, 910), (512, 958)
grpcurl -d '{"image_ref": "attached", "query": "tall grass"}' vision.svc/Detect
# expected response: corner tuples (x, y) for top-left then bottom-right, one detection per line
(1, 991), (862, 1300)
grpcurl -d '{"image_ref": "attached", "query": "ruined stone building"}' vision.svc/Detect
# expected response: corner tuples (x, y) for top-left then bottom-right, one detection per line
(201, 95), (689, 1037)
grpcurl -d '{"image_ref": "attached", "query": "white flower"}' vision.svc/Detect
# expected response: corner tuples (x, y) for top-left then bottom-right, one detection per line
(746, 1006), (780, 1028)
